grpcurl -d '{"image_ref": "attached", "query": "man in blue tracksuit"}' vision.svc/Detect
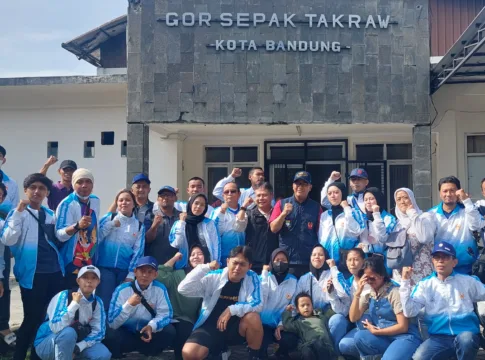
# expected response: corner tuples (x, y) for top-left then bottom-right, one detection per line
(400, 241), (485, 360)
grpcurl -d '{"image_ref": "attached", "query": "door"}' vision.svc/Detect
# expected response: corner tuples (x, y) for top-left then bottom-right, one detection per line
(306, 163), (344, 203)
(269, 163), (305, 201)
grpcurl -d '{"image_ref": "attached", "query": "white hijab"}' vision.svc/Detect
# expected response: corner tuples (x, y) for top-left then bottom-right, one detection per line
(394, 187), (422, 228)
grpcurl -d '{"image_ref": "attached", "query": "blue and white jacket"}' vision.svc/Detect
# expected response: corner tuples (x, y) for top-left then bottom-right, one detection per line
(260, 270), (297, 328)
(174, 201), (214, 219)
(360, 210), (397, 255)
(178, 263), (263, 329)
(169, 218), (220, 269)
(97, 212), (145, 279)
(0, 171), (19, 211)
(295, 267), (351, 316)
(34, 290), (105, 353)
(318, 207), (365, 264)
(212, 206), (246, 260)
(0, 219), (4, 279)
(0, 206), (69, 289)
(108, 280), (172, 333)
(426, 199), (485, 273)
(56, 193), (101, 268)
(400, 272), (485, 336)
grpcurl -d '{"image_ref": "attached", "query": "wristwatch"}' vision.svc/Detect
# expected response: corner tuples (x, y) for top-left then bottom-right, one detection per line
(74, 222), (80, 231)
(240, 207), (247, 211)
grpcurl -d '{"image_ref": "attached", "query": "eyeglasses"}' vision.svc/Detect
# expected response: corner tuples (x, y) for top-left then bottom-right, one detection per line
(224, 190), (238, 194)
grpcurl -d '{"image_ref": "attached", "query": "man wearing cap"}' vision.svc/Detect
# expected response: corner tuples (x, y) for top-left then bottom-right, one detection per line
(131, 173), (155, 230)
(34, 265), (111, 360)
(321, 169), (369, 213)
(400, 241), (485, 360)
(269, 171), (322, 278)
(175, 177), (214, 218)
(0, 145), (19, 211)
(39, 156), (78, 211)
(145, 185), (181, 264)
(56, 168), (101, 289)
(105, 256), (175, 358)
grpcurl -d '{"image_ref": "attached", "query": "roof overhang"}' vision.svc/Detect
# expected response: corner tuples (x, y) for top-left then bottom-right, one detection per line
(61, 15), (127, 68)
(431, 6), (485, 94)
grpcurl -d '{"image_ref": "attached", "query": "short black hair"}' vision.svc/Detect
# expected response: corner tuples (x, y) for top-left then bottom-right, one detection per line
(188, 177), (205, 186)
(0, 146), (5, 157)
(346, 247), (365, 261)
(438, 176), (461, 191)
(228, 246), (253, 264)
(294, 292), (313, 307)
(23, 173), (53, 190)
(249, 167), (264, 176)
(0, 182), (6, 200)
(256, 182), (273, 194)
(358, 256), (390, 282)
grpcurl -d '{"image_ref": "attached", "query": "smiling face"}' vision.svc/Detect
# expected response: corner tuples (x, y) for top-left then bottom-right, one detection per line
(191, 196), (206, 216)
(293, 180), (312, 199)
(327, 185), (343, 206)
(395, 190), (412, 213)
(157, 190), (176, 209)
(25, 181), (49, 207)
(134, 265), (158, 288)
(432, 252), (458, 277)
(364, 192), (378, 212)
(74, 178), (93, 197)
(117, 192), (135, 216)
(255, 187), (272, 209)
(310, 246), (326, 270)
(440, 183), (458, 207)
(189, 246), (206, 268)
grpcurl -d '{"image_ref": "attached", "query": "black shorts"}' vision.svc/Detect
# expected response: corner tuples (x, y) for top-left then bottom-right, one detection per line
(186, 316), (245, 354)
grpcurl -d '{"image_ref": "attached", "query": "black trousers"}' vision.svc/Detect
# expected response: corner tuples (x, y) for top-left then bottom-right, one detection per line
(261, 325), (299, 357)
(104, 324), (176, 358)
(0, 247), (11, 331)
(173, 320), (194, 360)
(14, 271), (64, 360)
(300, 337), (337, 360)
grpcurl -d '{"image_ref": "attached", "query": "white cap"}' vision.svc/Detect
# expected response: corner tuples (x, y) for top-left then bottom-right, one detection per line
(77, 265), (101, 280)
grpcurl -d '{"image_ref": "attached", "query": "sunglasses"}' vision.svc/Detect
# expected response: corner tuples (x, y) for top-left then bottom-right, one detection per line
(224, 190), (238, 194)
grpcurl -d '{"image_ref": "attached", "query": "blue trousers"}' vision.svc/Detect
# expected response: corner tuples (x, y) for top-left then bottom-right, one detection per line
(354, 329), (421, 360)
(35, 327), (111, 360)
(97, 267), (128, 311)
(339, 327), (360, 358)
(412, 332), (479, 360)
(328, 313), (350, 355)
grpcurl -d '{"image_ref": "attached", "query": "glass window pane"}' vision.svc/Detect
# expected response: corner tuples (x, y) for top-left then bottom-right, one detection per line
(270, 146), (305, 160)
(307, 145), (344, 160)
(389, 164), (413, 210)
(47, 141), (58, 158)
(236, 167), (254, 190)
(233, 146), (258, 162)
(207, 167), (228, 204)
(387, 144), (412, 160)
(467, 135), (485, 154)
(205, 147), (230, 162)
(356, 144), (384, 161)
(101, 131), (115, 145)
(84, 141), (95, 158)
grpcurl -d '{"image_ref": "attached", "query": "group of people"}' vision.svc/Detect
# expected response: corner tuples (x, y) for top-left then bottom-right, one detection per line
(0, 144), (485, 360)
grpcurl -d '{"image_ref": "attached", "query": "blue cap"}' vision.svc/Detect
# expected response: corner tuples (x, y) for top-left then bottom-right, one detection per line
(431, 241), (456, 258)
(135, 256), (159, 269)
(132, 173), (151, 185)
(349, 168), (368, 179)
(293, 171), (312, 184)
(158, 186), (176, 195)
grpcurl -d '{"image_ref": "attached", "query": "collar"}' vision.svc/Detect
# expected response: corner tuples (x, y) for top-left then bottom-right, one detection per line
(76, 288), (96, 303)
(55, 181), (72, 190)
(437, 202), (464, 217)
(369, 281), (394, 300)
(135, 280), (153, 292)
(159, 207), (179, 218)
(291, 195), (309, 205)
(228, 205), (240, 214)
(431, 270), (456, 281)
(75, 193), (91, 202)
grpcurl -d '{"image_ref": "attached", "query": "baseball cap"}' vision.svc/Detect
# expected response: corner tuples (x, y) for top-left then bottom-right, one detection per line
(431, 241), (456, 258)
(349, 168), (368, 179)
(132, 173), (151, 185)
(77, 265), (101, 280)
(293, 171), (312, 184)
(158, 186), (176, 195)
(60, 160), (77, 170)
(136, 256), (159, 270)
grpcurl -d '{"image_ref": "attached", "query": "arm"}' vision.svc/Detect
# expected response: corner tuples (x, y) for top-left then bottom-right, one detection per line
(108, 287), (136, 330)
(78, 297), (106, 352)
(464, 198), (485, 232)
(348, 277), (369, 323)
(148, 285), (173, 332)
(55, 200), (79, 240)
(328, 290), (350, 316)
(206, 220), (221, 264)
(0, 210), (24, 246)
(320, 177), (336, 209)
(260, 267), (271, 305)
(98, 213), (116, 241)
(399, 278), (426, 318)
(39, 156), (57, 176)
(329, 265), (351, 298)
(269, 201), (289, 234)
(234, 208), (249, 233)
(412, 210), (436, 243)
(469, 275), (485, 302)
(372, 212), (396, 243)
(228, 271), (263, 316)
(281, 310), (300, 334)
(145, 215), (162, 243)
(177, 263), (212, 297)
(127, 225), (145, 280)
(168, 220), (188, 269)
(342, 207), (365, 237)
(212, 172), (237, 201)
(365, 313), (409, 336)
(48, 291), (79, 334)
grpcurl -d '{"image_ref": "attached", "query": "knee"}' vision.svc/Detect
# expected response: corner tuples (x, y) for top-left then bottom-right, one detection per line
(182, 344), (205, 360)
(164, 324), (177, 340)
(92, 345), (112, 360)
(412, 345), (426, 360)
(241, 312), (262, 330)
(329, 314), (348, 329)
(455, 331), (478, 348)
(56, 327), (77, 343)
(353, 329), (368, 347)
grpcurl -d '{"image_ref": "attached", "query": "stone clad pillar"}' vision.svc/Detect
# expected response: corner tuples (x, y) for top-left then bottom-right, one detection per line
(412, 124), (432, 210)
(126, 123), (149, 187)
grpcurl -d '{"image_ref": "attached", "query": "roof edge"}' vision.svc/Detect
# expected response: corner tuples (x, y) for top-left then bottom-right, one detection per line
(0, 74), (127, 87)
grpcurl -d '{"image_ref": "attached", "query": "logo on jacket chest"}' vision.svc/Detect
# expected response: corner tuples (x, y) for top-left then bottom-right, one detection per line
(285, 220), (291, 228)
(286, 294), (292, 300)
(307, 222), (313, 230)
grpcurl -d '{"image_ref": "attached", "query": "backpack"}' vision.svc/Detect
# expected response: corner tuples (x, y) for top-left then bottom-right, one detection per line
(111, 213), (143, 232)
(67, 290), (97, 342)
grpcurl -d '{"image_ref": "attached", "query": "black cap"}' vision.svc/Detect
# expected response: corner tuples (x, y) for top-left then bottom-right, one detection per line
(59, 160), (77, 170)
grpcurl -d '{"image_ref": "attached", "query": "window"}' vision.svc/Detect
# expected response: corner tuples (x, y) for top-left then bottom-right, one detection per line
(205, 146), (259, 204)
(467, 135), (485, 201)
(467, 135), (485, 154)
(84, 141), (95, 158)
(387, 144), (412, 160)
(101, 131), (115, 145)
(47, 141), (58, 158)
(356, 144), (384, 161)
(121, 140), (127, 157)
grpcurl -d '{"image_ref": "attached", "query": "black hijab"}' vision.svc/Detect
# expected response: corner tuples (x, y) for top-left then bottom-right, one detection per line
(364, 187), (386, 221)
(309, 244), (330, 280)
(269, 248), (290, 285)
(185, 193), (208, 248)
(328, 182), (348, 226)
(185, 244), (211, 274)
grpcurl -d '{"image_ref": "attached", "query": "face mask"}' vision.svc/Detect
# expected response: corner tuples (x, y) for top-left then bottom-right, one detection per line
(272, 261), (289, 274)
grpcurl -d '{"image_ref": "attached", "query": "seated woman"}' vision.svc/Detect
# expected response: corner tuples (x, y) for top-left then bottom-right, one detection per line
(349, 257), (421, 360)
(295, 245), (351, 355)
(97, 189), (145, 310)
(157, 245), (208, 360)
(260, 248), (298, 359)
(169, 193), (220, 269)
(359, 188), (396, 256)
(319, 182), (364, 268)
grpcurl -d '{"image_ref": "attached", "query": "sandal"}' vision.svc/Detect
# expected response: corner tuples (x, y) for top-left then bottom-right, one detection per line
(0, 332), (16, 347)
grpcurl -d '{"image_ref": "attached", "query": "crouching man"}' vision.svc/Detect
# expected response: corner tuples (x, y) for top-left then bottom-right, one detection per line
(104, 256), (175, 358)
(34, 265), (111, 360)
(178, 246), (264, 360)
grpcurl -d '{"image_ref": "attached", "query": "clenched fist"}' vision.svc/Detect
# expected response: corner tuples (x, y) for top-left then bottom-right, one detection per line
(372, 205), (380, 213)
(231, 168), (243, 178)
(71, 292), (83, 304)
(283, 203), (293, 216)
(341, 200), (350, 208)
(330, 171), (341, 181)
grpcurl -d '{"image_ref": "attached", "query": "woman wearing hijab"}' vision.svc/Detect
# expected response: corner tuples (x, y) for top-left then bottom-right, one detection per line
(169, 193), (220, 269)
(295, 245), (351, 355)
(319, 182), (365, 267)
(359, 187), (397, 256)
(158, 245), (209, 360)
(259, 248), (298, 359)
(390, 188), (434, 285)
